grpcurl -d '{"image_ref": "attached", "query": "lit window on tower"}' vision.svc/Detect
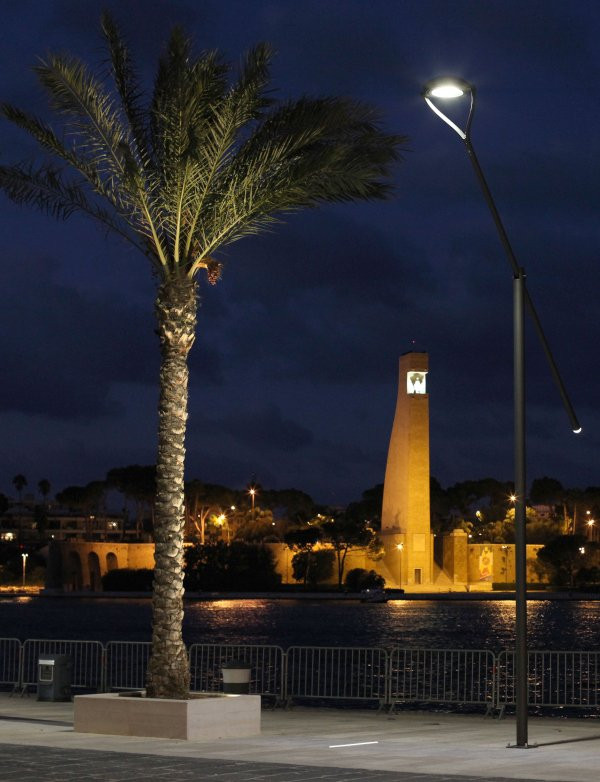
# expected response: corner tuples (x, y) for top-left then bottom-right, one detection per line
(406, 371), (427, 394)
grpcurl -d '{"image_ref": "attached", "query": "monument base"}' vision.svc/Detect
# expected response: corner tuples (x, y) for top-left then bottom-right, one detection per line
(74, 691), (261, 740)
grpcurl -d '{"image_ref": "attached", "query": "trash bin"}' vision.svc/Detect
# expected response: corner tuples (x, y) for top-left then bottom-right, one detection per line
(221, 660), (252, 694)
(37, 654), (72, 701)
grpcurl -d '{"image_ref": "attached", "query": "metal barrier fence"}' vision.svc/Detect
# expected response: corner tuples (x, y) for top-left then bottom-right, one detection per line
(189, 643), (285, 702)
(0, 638), (21, 689)
(286, 646), (389, 706)
(19, 639), (104, 693)
(3, 637), (600, 715)
(388, 648), (496, 710)
(497, 650), (600, 712)
(105, 641), (152, 691)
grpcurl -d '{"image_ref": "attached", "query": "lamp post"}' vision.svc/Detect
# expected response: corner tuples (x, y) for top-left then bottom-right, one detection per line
(423, 77), (581, 748)
(249, 488), (256, 521)
(21, 552), (28, 588)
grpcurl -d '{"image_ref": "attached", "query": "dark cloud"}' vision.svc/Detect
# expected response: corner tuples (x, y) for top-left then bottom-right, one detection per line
(0, 0), (597, 502)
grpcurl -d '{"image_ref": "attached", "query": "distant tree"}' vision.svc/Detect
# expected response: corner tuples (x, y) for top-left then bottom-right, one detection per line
(284, 526), (322, 586)
(291, 549), (334, 587)
(482, 506), (562, 544)
(320, 512), (375, 588)
(0, 494), (8, 515)
(258, 488), (317, 524)
(184, 541), (280, 591)
(529, 477), (564, 506)
(106, 465), (156, 535)
(56, 481), (106, 513)
(38, 478), (51, 504)
(537, 535), (599, 587)
(345, 567), (385, 591)
(12, 474), (27, 502)
(235, 507), (276, 542)
(346, 483), (383, 530)
(184, 480), (237, 543)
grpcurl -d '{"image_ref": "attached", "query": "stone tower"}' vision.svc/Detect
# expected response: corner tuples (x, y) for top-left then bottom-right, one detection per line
(381, 352), (432, 588)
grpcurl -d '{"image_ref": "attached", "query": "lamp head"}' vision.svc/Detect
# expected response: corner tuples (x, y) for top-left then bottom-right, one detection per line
(423, 77), (473, 100)
(423, 77), (475, 140)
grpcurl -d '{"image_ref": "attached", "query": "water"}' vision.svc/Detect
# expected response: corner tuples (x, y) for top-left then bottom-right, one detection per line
(2, 597), (600, 650)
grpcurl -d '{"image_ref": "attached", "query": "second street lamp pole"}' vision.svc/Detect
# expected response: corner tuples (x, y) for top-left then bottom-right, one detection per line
(423, 77), (581, 749)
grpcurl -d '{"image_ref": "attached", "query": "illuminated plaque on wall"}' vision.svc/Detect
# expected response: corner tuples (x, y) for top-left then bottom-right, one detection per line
(406, 371), (427, 394)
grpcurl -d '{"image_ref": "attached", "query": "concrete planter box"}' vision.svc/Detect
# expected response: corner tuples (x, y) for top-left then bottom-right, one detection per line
(74, 691), (261, 740)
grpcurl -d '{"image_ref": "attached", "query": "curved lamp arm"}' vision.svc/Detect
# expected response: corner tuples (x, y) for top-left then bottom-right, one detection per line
(423, 77), (581, 435)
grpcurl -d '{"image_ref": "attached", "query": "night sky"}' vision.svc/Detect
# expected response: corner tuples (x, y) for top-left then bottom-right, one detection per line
(1, 0), (598, 505)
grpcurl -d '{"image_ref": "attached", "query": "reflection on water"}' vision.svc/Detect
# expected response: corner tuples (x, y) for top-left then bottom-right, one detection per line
(0, 597), (599, 650)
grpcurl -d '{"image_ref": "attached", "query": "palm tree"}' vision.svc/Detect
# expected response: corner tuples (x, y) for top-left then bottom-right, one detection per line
(0, 14), (404, 698)
(12, 474), (27, 503)
(38, 478), (51, 504)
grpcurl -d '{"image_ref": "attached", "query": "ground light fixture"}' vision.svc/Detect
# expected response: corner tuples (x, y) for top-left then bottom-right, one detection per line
(423, 76), (582, 749)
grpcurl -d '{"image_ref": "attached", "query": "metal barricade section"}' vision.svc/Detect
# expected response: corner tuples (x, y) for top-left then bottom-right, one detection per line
(20, 639), (104, 694)
(497, 649), (600, 710)
(389, 648), (495, 710)
(105, 641), (152, 691)
(6, 636), (600, 715)
(0, 638), (22, 691)
(188, 643), (285, 703)
(286, 646), (389, 706)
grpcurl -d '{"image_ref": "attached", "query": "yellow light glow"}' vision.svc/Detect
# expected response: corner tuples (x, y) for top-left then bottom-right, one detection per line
(396, 543), (404, 551)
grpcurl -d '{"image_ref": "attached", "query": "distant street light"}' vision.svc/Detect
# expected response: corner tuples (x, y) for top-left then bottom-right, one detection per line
(586, 517), (595, 541)
(21, 552), (28, 588)
(249, 488), (257, 521)
(423, 76), (581, 749)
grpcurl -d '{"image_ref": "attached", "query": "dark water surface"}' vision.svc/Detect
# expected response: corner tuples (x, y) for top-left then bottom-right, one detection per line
(1, 597), (597, 650)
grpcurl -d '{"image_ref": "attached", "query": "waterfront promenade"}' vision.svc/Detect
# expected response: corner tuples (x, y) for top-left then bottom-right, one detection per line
(1, 693), (599, 781)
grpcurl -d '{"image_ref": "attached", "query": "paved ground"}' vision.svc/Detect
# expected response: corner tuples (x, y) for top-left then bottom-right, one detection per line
(1, 693), (599, 782)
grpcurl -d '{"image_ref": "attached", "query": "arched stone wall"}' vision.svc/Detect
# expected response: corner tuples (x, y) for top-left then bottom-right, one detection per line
(88, 552), (101, 591)
(53, 542), (154, 591)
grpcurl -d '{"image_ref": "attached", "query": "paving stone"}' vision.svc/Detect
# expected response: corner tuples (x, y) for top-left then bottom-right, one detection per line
(0, 743), (553, 782)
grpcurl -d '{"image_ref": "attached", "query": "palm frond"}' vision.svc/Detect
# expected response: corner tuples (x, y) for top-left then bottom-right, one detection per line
(0, 162), (146, 253)
(1, 102), (133, 213)
(101, 11), (150, 166)
(183, 43), (273, 260)
(149, 30), (229, 261)
(194, 97), (405, 260)
(34, 54), (130, 185)
(34, 52), (169, 266)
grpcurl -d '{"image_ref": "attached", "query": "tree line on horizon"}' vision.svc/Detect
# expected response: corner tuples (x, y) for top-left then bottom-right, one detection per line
(4, 468), (599, 544)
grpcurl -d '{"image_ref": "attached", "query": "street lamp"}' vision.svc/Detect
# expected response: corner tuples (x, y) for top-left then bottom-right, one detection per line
(586, 517), (595, 541)
(21, 552), (28, 588)
(249, 488), (257, 521)
(423, 77), (581, 749)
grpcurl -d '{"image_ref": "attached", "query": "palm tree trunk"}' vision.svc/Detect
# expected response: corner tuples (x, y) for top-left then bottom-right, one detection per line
(146, 277), (197, 699)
